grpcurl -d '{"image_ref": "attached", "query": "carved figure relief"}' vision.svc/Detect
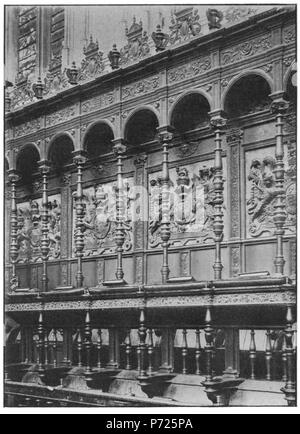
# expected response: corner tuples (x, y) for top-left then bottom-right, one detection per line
(225, 6), (257, 23)
(73, 179), (135, 256)
(16, 195), (61, 263)
(169, 7), (202, 45)
(120, 18), (150, 66)
(246, 145), (296, 237)
(149, 160), (227, 248)
(78, 36), (105, 82)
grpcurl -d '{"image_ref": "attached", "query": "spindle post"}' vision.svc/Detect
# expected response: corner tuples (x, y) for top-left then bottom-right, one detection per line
(97, 329), (103, 369)
(84, 311), (92, 377)
(270, 97), (289, 275)
(147, 329), (154, 375)
(125, 330), (132, 370)
(138, 308), (148, 380)
(38, 161), (50, 292)
(73, 150), (87, 288)
(281, 332), (287, 382)
(204, 307), (214, 382)
(8, 169), (20, 291)
(249, 330), (257, 380)
(157, 128), (174, 284)
(265, 330), (273, 381)
(281, 305), (296, 406)
(53, 329), (58, 368)
(195, 328), (202, 375)
(77, 329), (83, 368)
(209, 114), (227, 280)
(37, 312), (45, 373)
(44, 330), (49, 366)
(182, 329), (188, 375)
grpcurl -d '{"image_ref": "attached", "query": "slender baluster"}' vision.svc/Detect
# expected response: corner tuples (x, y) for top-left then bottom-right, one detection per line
(249, 330), (257, 380)
(37, 312), (45, 372)
(125, 330), (132, 370)
(265, 330), (273, 381)
(210, 115), (227, 280)
(270, 98), (289, 274)
(147, 329), (154, 375)
(73, 151), (87, 288)
(112, 140), (127, 282)
(84, 311), (92, 376)
(38, 161), (50, 292)
(182, 329), (188, 374)
(195, 328), (202, 375)
(8, 168), (20, 291)
(53, 329), (58, 368)
(138, 308), (147, 379)
(204, 307), (214, 382)
(44, 330), (49, 366)
(281, 332), (287, 382)
(158, 130), (173, 284)
(97, 329), (103, 369)
(77, 329), (83, 368)
(282, 305), (296, 406)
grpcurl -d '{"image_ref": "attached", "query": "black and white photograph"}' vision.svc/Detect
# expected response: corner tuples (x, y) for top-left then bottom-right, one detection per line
(2, 1), (297, 414)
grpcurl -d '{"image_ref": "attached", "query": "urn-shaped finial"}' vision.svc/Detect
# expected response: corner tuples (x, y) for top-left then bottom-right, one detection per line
(32, 77), (44, 99)
(152, 24), (169, 51)
(108, 44), (121, 70)
(66, 61), (79, 85)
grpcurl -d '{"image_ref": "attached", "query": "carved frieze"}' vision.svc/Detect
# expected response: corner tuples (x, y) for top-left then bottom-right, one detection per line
(167, 57), (212, 84)
(246, 145), (296, 237)
(168, 7), (202, 46)
(283, 25), (296, 44)
(10, 80), (35, 111)
(225, 6), (257, 23)
(122, 77), (159, 100)
(16, 194), (61, 263)
(73, 179), (135, 256)
(221, 34), (272, 65)
(148, 160), (227, 248)
(81, 92), (114, 114)
(120, 18), (150, 66)
(46, 106), (76, 127)
(14, 118), (42, 138)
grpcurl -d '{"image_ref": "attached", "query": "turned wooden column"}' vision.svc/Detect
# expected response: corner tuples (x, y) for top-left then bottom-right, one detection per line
(210, 114), (227, 280)
(270, 97), (289, 275)
(84, 311), (92, 378)
(113, 140), (127, 283)
(38, 160), (51, 292)
(157, 128), (173, 284)
(8, 169), (20, 292)
(204, 306), (215, 382)
(281, 305), (296, 406)
(73, 150), (87, 288)
(138, 307), (148, 380)
(37, 312), (45, 373)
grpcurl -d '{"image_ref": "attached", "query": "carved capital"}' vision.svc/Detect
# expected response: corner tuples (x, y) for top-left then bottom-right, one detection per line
(270, 98), (289, 115)
(38, 160), (51, 175)
(157, 126), (174, 145)
(8, 169), (20, 184)
(112, 139), (127, 156)
(210, 115), (227, 131)
(72, 150), (87, 166)
(134, 154), (148, 167)
(226, 128), (243, 144)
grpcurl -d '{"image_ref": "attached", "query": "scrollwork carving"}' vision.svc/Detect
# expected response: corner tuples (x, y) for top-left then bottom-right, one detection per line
(78, 36), (105, 82)
(122, 76), (159, 100)
(120, 17), (150, 66)
(167, 56), (211, 83)
(46, 106), (76, 127)
(221, 34), (272, 65)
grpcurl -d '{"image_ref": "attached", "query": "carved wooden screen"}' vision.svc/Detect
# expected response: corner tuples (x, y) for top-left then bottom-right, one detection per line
(17, 6), (38, 82)
(49, 7), (65, 70)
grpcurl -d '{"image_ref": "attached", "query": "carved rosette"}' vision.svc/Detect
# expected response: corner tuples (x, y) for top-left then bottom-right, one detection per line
(210, 115), (227, 280)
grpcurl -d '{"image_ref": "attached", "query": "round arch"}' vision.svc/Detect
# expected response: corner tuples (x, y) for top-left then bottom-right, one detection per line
(124, 107), (159, 148)
(16, 143), (41, 184)
(83, 120), (115, 160)
(221, 69), (274, 112)
(47, 132), (75, 171)
(283, 61), (296, 94)
(168, 88), (212, 126)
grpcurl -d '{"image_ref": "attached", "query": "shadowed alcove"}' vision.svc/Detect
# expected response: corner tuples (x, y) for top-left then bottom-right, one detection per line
(224, 74), (272, 118)
(16, 144), (40, 185)
(171, 93), (210, 135)
(83, 122), (114, 160)
(125, 109), (159, 148)
(48, 134), (74, 173)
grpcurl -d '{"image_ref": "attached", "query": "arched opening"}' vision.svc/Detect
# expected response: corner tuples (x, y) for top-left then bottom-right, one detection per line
(48, 134), (74, 172)
(225, 74), (271, 118)
(171, 93), (210, 135)
(84, 122), (114, 160)
(16, 144), (40, 185)
(125, 109), (159, 148)
(286, 70), (297, 109)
